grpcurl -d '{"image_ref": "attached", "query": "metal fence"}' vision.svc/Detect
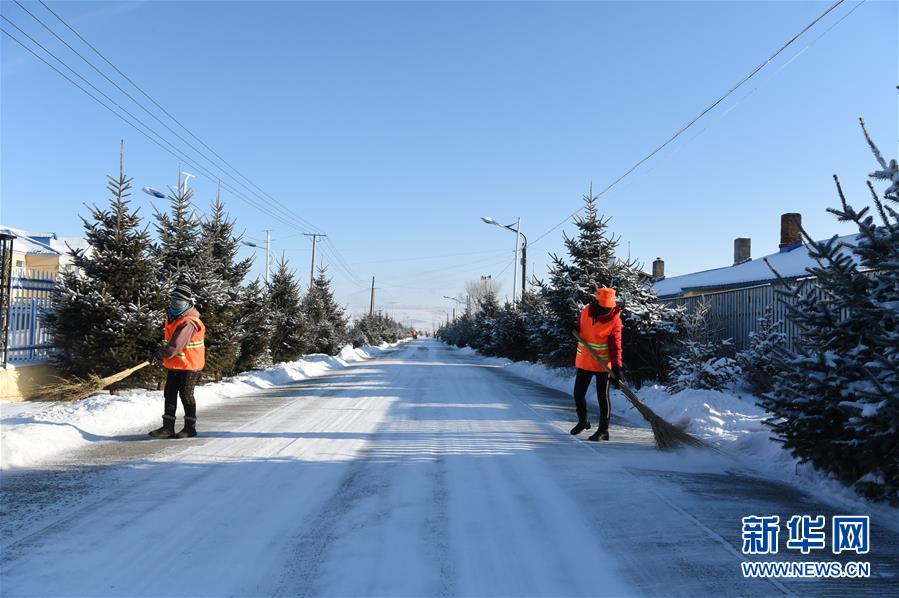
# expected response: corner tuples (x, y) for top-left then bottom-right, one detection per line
(658, 280), (818, 351)
(6, 271), (56, 363)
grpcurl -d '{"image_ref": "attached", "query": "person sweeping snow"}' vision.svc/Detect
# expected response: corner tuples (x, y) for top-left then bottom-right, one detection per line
(148, 284), (206, 439)
(570, 287), (623, 442)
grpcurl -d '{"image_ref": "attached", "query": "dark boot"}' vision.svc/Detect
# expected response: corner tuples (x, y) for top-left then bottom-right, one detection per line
(587, 429), (609, 442)
(149, 415), (176, 438)
(570, 420), (591, 435)
(175, 416), (197, 439)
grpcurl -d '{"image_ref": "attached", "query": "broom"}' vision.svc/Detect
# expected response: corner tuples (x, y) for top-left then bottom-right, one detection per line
(37, 361), (152, 402)
(572, 330), (707, 450)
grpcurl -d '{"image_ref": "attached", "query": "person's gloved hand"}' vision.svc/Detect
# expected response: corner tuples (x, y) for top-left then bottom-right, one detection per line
(610, 366), (623, 388)
(148, 349), (163, 366)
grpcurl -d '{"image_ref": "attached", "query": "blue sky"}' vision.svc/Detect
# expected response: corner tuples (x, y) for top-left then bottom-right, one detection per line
(2, 1), (896, 328)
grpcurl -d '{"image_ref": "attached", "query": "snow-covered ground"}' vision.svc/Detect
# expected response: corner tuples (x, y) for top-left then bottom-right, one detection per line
(456, 346), (899, 529)
(1, 339), (896, 596)
(0, 343), (398, 470)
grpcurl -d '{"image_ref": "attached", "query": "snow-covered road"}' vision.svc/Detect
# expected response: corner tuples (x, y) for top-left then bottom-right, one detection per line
(1, 340), (897, 596)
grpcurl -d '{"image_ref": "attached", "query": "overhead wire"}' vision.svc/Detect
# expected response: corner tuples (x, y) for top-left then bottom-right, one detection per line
(30, 0), (325, 236)
(527, 0), (850, 248)
(0, 18), (317, 235)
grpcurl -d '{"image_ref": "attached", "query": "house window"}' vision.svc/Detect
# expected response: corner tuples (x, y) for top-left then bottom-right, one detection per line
(15, 260), (24, 268)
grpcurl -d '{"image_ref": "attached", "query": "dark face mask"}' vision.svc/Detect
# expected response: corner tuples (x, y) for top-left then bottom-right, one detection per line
(590, 300), (612, 316)
(169, 298), (190, 317)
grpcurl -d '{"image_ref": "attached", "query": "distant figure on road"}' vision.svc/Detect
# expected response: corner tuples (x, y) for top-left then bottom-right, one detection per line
(149, 284), (206, 439)
(570, 287), (623, 441)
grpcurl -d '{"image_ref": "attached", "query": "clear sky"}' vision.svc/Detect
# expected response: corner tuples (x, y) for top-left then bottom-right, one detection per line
(2, 1), (896, 329)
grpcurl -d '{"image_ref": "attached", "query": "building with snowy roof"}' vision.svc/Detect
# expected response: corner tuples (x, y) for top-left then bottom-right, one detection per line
(652, 213), (859, 299)
(649, 213), (858, 351)
(0, 225), (89, 282)
(1, 227), (88, 396)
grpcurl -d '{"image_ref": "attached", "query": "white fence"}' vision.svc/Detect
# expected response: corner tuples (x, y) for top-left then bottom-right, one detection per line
(6, 271), (56, 363)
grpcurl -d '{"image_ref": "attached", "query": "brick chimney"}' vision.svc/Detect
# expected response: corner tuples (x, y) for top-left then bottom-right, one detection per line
(652, 257), (665, 281)
(733, 238), (751, 265)
(779, 213), (802, 251)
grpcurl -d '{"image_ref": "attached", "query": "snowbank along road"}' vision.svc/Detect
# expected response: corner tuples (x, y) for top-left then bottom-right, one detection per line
(1, 339), (897, 596)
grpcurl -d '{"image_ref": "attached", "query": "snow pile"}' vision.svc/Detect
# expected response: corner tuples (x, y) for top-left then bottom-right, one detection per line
(456, 346), (898, 521)
(0, 342), (399, 470)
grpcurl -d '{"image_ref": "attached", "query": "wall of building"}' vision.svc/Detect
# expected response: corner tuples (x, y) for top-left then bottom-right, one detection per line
(0, 362), (60, 401)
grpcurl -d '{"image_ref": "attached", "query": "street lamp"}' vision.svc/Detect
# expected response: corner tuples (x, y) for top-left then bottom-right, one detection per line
(481, 216), (527, 305)
(241, 233), (272, 285)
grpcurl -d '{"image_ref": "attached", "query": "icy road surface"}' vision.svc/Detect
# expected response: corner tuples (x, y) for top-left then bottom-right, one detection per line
(2, 340), (897, 596)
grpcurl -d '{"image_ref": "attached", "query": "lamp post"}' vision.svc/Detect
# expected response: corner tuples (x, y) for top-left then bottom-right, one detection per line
(481, 216), (528, 305)
(241, 230), (271, 285)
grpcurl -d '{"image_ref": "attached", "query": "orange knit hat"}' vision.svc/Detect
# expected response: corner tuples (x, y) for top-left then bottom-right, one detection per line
(595, 287), (617, 308)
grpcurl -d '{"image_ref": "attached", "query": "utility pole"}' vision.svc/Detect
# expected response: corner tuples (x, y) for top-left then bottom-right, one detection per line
(303, 233), (326, 285)
(369, 276), (376, 316)
(512, 217), (521, 306)
(520, 240), (527, 299)
(264, 230), (272, 285)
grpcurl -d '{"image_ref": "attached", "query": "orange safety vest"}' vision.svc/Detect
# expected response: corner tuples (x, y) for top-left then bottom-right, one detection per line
(163, 314), (206, 371)
(575, 307), (617, 373)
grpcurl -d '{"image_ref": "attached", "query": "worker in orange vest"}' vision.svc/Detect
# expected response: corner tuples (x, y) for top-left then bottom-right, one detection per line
(148, 284), (206, 439)
(570, 287), (623, 441)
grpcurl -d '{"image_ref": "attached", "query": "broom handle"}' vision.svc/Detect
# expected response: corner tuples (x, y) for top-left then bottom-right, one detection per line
(99, 360), (151, 386)
(571, 330), (646, 409)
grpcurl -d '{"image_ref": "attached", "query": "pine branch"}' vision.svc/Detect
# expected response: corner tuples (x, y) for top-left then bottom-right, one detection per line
(859, 117), (888, 170)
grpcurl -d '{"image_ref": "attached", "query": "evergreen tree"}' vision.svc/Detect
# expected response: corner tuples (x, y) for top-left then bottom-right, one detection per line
(472, 290), (501, 355)
(349, 313), (407, 347)
(762, 120), (898, 504)
(736, 307), (787, 394)
(45, 144), (166, 387)
(492, 300), (532, 361)
(531, 185), (681, 378)
(154, 183), (203, 284)
(667, 300), (740, 393)
(235, 278), (273, 371)
(268, 256), (306, 362)
(301, 266), (348, 355)
(197, 197), (253, 379)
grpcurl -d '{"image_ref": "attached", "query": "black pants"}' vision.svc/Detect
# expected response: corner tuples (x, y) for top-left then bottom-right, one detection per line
(163, 370), (201, 421)
(573, 368), (611, 431)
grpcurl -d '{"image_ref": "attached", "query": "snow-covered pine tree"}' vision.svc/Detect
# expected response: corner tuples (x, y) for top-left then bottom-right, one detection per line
(154, 182), (203, 283)
(268, 256), (306, 362)
(491, 300), (532, 361)
(197, 196), (253, 379)
(530, 254), (581, 366)
(736, 307), (786, 394)
(348, 313), (407, 347)
(472, 290), (500, 355)
(301, 266), (348, 355)
(762, 119), (898, 504)
(45, 143), (166, 386)
(666, 299), (740, 393)
(530, 185), (681, 379)
(234, 278), (273, 371)
(615, 267), (683, 386)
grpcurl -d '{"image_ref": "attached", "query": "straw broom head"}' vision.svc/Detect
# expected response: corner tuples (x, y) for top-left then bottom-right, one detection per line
(36, 361), (151, 402)
(571, 330), (709, 451)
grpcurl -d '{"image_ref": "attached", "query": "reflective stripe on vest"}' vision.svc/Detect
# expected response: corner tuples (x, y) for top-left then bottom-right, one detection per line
(163, 314), (206, 371)
(575, 306), (616, 372)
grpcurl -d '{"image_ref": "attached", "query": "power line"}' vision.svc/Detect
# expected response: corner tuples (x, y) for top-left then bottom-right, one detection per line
(19, 1), (377, 280)
(0, 18), (315, 234)
(32, 0), (325, 236)
(528, 0), (851, 248)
